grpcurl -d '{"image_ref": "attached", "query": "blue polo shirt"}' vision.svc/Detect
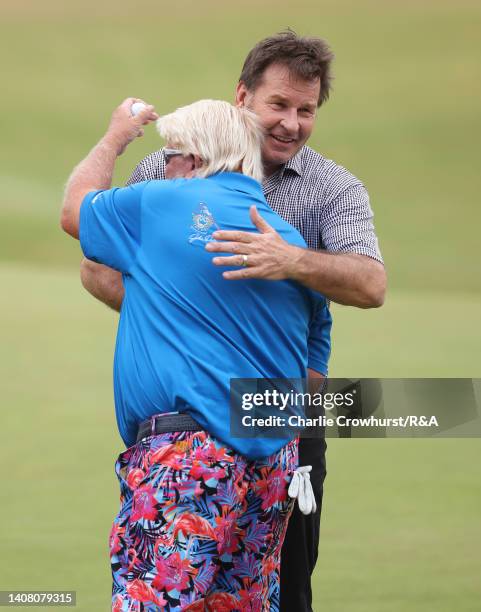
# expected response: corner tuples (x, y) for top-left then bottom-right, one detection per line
(80, 172), (331, 459)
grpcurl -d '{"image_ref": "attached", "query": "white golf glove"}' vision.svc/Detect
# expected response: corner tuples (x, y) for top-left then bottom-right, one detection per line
(288, 465), (317, 515)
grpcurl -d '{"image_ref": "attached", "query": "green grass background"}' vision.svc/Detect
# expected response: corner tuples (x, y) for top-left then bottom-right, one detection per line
(1, 1), (480, 609)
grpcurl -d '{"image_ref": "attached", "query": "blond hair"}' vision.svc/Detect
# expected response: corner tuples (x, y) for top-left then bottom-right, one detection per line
(156, 100), (264, 183)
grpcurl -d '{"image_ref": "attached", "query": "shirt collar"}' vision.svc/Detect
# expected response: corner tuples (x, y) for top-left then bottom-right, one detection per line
(261, 148), (304, 195)
(284, 148), (304, 176)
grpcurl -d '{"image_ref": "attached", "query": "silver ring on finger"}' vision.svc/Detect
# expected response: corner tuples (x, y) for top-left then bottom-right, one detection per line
(241, 254), (249, 267)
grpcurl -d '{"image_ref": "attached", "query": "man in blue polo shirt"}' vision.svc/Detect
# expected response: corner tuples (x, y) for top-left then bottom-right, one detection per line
(61, 97), (331, 612)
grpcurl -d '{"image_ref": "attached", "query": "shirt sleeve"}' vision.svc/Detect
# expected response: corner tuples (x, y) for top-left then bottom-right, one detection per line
(307, 298), (332, 375)
(79, 182), (149, 274)
(321, 183), (383, 263)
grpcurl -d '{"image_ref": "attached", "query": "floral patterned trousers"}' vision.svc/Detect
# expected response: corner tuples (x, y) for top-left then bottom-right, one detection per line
(110, 430), (298, 611)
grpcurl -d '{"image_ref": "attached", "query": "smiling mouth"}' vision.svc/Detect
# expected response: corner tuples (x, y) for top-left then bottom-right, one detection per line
(271, 135), (296, 144)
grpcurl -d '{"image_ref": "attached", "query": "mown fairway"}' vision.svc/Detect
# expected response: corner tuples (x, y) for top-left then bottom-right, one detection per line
(1, 1), (480, 610)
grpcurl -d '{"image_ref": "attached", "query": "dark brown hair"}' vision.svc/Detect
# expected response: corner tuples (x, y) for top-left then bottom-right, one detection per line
(239, 30), (334, 107)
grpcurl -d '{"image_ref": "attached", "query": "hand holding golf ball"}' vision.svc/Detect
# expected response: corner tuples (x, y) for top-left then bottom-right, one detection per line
(130, 99), (158, 124)
(104, 98), (159, 156)
(131, 102), (147, 117)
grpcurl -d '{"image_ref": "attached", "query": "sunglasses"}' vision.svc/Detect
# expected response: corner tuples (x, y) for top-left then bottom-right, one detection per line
(164, 148), (185, 165)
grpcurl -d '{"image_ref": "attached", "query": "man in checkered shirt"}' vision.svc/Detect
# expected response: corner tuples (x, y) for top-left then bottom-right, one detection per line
(81, 31), (386, 612)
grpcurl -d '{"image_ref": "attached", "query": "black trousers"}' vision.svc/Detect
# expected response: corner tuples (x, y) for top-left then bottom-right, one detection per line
(279, 437), (327, 612)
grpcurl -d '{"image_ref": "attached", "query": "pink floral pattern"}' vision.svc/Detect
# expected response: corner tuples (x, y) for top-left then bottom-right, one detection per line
(110, 430), (298, 611)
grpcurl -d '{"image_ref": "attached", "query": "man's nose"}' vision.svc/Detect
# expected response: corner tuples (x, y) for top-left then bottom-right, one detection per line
(279, 109), (299, 135)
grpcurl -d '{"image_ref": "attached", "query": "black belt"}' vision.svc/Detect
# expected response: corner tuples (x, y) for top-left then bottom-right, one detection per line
(136, 412), (203, 443)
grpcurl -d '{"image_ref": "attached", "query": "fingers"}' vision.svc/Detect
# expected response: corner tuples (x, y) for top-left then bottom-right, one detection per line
(206, 209), (275, 245)
(118, 98), (159, 123)
(120, 97), (137, 111)
(136, 104), (159, 124)
(222, 268), (256, 280)
(120, 97), (146, 111)
(208, 231), (254, 245)
(206, 240), (253, 254)
(133, 105), (159, 126)
(250, 205), (274, 234)
(212, 255), (254, 268)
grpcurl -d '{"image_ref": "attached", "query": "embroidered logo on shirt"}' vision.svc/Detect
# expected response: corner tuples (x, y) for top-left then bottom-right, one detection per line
(188, 203), (219, 246)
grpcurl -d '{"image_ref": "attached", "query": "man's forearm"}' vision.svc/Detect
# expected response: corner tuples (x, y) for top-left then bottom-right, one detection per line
(81, 258), (124, 312)
(290, 249), (386, 308)
(60, 137), (119, 238)
(207, 205), (386, 308)
(60, 98), (158, 239)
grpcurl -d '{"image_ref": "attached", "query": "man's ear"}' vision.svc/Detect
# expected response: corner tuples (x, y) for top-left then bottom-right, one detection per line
(185, 154), (204, 178)
(192, 154), (203, 170)
(235, 81), (248, 108)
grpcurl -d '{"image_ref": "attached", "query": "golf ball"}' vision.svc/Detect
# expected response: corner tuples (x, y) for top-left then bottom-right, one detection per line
(131, 102), (147, 117)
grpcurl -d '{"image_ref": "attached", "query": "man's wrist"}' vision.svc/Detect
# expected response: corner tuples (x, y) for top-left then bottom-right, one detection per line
(287, 246), (318, 282)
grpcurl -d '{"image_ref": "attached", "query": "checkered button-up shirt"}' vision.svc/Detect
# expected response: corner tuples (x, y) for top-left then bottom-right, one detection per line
(126, 145), (383, 262)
